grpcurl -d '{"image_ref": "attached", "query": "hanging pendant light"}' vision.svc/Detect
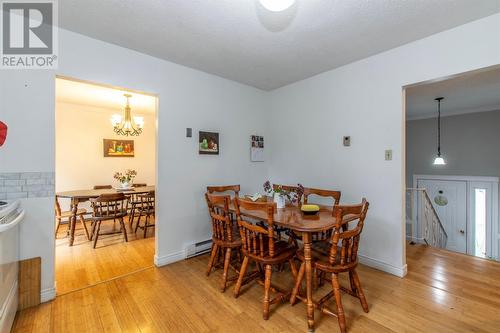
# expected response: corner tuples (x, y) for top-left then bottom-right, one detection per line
(259, 0), (295, 12)
(433, 97), (446, 165)
(110, 94), (144, 136)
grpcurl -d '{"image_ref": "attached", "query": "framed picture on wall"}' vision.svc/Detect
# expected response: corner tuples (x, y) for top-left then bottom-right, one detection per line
(250, 135), (264, 162)
(199, 131), (219, 155)
(103, 139), (135, 157)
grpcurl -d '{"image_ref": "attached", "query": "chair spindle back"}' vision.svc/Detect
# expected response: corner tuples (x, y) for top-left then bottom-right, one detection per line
(205, 193), (235, 243)
(328, 199), (369, 268)
(91, 193), (126, 219)
(234, 197), (277, 258)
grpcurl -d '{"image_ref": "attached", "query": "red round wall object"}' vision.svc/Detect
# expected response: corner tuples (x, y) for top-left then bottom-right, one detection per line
(0, 121), (7, 147)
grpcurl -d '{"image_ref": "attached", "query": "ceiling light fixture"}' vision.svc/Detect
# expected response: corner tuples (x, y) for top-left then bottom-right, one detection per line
(111, 94), (144, 136)
(433, 97), (446, 166)
(259, 0), (295, 12)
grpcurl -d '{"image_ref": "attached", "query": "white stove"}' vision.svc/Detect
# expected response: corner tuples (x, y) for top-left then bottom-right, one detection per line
(0, 199), (24, 333)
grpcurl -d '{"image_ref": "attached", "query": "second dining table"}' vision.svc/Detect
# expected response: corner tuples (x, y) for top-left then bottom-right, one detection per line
(223, 196), (357, 332)
(56, 185), (155, 246)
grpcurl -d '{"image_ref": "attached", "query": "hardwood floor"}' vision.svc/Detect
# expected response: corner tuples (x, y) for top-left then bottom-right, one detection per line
(55, 218), (155, 295)
(13, 244), (500, 332)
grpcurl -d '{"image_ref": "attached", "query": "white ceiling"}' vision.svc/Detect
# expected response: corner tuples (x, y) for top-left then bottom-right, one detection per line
(56, 78), (157, 114)
(59, 0), (500, 90)
(406, 67), (500, 120)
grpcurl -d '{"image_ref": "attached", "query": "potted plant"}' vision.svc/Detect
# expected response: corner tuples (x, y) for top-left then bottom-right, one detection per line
(263, 181), (303, 209)
(113, 169), (137, 189)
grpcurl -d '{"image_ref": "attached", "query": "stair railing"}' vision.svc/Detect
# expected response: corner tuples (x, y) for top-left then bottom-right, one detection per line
(406, 188), (448, 249)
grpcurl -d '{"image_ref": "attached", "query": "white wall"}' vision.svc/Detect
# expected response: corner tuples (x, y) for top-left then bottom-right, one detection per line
(56, 102), (156, 191)
(0, 13), (499, 298)
(0, 29), (270, 299)
(269, 14), (500, 276)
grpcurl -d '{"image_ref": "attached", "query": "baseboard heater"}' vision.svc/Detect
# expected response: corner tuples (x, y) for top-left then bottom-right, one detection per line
(185, 239), (212, 258)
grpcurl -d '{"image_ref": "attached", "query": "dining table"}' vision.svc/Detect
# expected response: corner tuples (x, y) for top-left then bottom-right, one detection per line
(224, 196), (356, 332)
(56, 185), (155, 246)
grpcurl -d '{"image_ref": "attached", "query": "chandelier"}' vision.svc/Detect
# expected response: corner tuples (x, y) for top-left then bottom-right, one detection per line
(110, 94), (144, 136)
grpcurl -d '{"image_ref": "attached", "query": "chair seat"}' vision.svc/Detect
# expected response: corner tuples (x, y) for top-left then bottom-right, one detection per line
(245, 240), (297, 265)
(296, 243), (358, 273)
(59, 208), (87, 218)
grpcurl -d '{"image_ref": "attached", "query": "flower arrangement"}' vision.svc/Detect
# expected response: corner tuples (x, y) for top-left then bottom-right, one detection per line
(113, 169), (137, 185)
(263, 181), (304, 205)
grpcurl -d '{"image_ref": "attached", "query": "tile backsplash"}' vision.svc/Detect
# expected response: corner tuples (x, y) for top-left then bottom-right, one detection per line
(0, 172), (55, 199)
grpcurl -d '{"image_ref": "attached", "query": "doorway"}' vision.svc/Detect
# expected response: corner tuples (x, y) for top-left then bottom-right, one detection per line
(414, 175), (498, 258)
(405, 65), (500, 261)
(54, 77), (158, 295)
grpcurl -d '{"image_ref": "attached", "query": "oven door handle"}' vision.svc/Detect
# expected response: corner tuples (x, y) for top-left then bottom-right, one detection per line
(0, 210), (25, 233)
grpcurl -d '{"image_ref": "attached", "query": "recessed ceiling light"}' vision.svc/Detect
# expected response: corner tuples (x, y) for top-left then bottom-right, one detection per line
(259, 0), (295, 12)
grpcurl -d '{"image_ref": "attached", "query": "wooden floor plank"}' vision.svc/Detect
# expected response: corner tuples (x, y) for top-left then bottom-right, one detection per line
(13, 243), (500, 332)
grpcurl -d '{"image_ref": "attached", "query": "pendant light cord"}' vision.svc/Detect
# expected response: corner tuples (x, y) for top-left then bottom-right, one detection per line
(435, 97), (444, 157)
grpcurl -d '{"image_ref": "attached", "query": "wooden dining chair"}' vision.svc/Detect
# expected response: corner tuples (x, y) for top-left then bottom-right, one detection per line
(272, 184), (303, 203)
(207, 185), (240, 197)
(93, 185), (112, 190)
(270, 184), (304, 240)
(303, 187), (341, 208)
(205, 193), (242, 292)
(134, 190), (155, 238)
(207, 185), (240, 222)
(303, 187), (341, 242)
(233, 197), (298, 320)
(291, 199), (370, 333)
(90, 193), (128, 248)
(128, 183), (148, 229)
(55, 196), (90, 240)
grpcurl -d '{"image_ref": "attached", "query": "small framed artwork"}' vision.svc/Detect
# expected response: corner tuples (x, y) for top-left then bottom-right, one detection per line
(103, 139), (135, 157)
(199, 131), (219, 155)
(250, 135), (264, 162)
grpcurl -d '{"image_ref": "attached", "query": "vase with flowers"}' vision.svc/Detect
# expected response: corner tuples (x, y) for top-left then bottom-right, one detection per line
(263, 181), (304, 209)
(113, 169), (137, 189)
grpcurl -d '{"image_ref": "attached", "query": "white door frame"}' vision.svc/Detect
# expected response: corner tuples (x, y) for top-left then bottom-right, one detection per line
(413, 174), (499, 258)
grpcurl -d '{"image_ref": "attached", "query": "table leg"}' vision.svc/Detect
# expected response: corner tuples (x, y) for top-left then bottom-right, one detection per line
(303, 232), (315, 332)
(69, 198), (79, 246)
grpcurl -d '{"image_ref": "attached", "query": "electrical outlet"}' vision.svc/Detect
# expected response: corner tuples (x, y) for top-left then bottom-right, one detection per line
(343, 136), (351, 147)
(385, 149), (392, 161)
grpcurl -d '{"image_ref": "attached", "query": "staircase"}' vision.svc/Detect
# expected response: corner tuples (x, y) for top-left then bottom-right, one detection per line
(406, 188), (448, 249)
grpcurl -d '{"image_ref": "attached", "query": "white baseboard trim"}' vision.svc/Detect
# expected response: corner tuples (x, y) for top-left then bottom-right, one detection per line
(359, 254), (407, 278)
(40, 287), (56, 303)
(0, 281), (18, 333)
(154, 250), (186, 267)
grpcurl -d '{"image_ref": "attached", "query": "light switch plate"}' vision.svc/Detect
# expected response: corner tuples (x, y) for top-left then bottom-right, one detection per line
(186, 128), (192, 137)
(385, 149), (392, 161)
(343, 136), (351, 147)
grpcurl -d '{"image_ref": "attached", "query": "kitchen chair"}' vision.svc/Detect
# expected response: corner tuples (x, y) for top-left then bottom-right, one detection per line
(233, 197), (298, 320)
(272, 184), (303, 203)
(207, 184), (240, 224)
(291, 199), (370, 333)
(270, 184), (304, 240)
(205, 193), (242, 292)
(128, 183), (148, 229)
(134, 190), (155, 238)
(207, 185), (240, 197)
(55, 196), (90, 240)
(303, 187), (341, 242)
(90, 193), (128, 248)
